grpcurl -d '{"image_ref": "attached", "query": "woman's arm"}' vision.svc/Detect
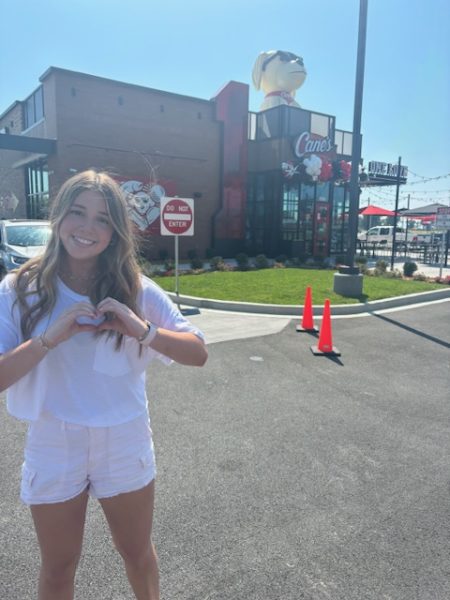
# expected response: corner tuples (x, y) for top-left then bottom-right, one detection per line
(0, 301), (99, 392)
(0, 338), (48, 392)
(96, 297), (208, 367)
(146, 328), (207, 366)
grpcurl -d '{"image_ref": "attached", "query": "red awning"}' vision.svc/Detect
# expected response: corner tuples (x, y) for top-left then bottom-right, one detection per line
(359, 204), (395, 216)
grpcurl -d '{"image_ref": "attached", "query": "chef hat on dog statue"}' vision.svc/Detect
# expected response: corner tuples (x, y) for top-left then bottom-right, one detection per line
(252, 50), (307, 111)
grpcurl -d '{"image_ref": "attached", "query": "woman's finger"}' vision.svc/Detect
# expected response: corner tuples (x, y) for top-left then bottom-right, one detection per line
(96, 297), (119, 311)
(74, 323), (99, 334)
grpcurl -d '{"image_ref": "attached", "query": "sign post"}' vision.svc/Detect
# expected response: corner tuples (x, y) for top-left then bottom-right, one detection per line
(160, 197), (194, 302)
(436, 207), (450, 278)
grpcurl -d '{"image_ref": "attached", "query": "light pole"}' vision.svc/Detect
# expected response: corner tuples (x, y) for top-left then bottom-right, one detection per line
(390, 156), (403, 270)
(346, 0), (368, 269)
(334, 0), (368, 297)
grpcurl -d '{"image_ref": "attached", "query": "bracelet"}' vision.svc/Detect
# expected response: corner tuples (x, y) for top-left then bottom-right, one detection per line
(137, 321), (158, 347)
(37, 334), (55, 351)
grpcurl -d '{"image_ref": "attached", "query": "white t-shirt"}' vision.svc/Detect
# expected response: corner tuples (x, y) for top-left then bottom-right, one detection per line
(0, 274), (204, 426)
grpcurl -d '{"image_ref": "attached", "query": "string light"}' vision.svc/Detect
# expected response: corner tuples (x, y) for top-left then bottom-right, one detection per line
(408, 169), (450, 181)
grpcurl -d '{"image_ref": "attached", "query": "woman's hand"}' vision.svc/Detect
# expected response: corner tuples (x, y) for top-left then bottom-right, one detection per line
(96, 298), (207, 366)
(44, 302), (101, 347)
(96, 297), (147, 339)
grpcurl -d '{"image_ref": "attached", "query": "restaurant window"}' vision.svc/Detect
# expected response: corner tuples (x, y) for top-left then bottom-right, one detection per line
(330, 185), (350, 254)
(25, 160), (49, 218)
(281, 182), (299, 237)
(23, 86), (44, 130)
(299, 183), (315, 256)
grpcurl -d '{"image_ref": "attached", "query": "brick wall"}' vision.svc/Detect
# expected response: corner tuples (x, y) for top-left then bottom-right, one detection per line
(0, 103), (27, 218)
(46, 69), (222, 259)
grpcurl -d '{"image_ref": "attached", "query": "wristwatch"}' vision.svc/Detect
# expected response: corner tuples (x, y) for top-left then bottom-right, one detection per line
(137, 320), (159, 347)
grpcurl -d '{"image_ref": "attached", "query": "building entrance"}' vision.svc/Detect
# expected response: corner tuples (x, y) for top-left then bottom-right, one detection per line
(313, 200), (330, 257)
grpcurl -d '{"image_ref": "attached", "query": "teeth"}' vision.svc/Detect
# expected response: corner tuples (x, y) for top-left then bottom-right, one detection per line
(73, 236), (95, 246)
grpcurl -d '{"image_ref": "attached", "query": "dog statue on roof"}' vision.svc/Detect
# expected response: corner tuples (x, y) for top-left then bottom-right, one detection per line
(252, 50), (307, 111)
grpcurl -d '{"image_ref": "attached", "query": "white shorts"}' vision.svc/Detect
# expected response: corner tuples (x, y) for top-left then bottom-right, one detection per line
(21, 411), (156, 505)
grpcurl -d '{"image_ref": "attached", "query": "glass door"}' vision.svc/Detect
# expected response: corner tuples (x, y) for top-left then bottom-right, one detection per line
(313, 200), (330, 257)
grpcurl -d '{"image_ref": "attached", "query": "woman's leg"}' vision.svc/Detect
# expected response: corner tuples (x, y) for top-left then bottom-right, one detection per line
(99, 480), (159, 600)
(30, 488), (89, 600)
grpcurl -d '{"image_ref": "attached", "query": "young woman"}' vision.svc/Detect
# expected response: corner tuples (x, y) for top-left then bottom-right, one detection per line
(0, 170), (207, 600)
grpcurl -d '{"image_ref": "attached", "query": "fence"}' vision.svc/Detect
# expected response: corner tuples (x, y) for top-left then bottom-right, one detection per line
(357, 241), (448, 266)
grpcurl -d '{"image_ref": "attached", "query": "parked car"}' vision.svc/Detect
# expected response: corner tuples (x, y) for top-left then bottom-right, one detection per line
(357, 226), (407, 246)
(0, 219), (51, 278)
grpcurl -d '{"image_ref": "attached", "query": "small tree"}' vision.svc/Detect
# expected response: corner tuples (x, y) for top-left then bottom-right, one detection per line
(210, 256), (225, 271)
(254, 254), (269, 269)
(275, 254), (288, 265)
(235, 252), (249, 271)
(375, 259), (388, 275)
(403, 261), (418, 277)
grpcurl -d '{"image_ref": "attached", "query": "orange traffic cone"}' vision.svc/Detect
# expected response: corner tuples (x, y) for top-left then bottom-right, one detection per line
(311, 299), (341, 356)
(296, 286), (318, 332)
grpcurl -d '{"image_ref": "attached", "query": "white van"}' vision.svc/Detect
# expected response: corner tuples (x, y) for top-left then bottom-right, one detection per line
(357, 226), (407, 245)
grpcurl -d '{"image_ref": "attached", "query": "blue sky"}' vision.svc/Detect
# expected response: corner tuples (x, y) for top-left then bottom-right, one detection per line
(1, 0), (449, 209)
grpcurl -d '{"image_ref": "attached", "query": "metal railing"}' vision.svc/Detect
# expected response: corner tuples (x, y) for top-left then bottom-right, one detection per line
(357, 241), (448, 266)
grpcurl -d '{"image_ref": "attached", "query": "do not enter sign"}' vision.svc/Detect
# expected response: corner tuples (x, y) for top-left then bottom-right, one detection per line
(160, 197), (194, 236)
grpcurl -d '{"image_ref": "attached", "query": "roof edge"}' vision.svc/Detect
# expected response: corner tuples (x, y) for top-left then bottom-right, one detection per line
(39, 66), (215, 106)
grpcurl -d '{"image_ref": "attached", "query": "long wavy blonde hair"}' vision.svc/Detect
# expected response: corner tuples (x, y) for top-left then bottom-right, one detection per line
(15, 170), (142, 346)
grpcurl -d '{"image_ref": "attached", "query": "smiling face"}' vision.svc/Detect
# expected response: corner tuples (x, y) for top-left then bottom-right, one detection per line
(59, 190), (114, 269)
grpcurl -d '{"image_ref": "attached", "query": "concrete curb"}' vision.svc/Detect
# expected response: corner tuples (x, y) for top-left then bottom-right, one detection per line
(167, 287), (450, 316)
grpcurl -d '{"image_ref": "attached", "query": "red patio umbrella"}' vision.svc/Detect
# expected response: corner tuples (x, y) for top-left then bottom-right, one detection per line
(359, 204), (395, 216)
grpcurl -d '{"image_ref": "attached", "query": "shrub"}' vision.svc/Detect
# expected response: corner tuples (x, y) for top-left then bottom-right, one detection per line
(209, 256), (225, 271)
(374, 259), (388, 275)
(275, 254), (288, 264)
(205, 247), (215, 259)
(412, 271), (427, 281)
(403, 261), (418, 277)
(190, 257), (204, 270)
(383, 268), (402, 279)
(355, 256), (368, 264)
(434, 275), (450, 285)
(235, 252), (250, 270)
(254, 254), (269, 269)
(164, 258), (175, 272)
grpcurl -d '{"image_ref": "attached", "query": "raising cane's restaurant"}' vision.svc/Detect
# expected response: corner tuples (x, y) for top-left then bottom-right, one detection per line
(246, 104), (353, 260)
(0, 66), (359, 261)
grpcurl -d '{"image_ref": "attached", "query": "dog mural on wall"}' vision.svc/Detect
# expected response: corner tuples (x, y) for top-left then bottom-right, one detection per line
(252, 50), (307, 111)
(120, 180), (166, 232)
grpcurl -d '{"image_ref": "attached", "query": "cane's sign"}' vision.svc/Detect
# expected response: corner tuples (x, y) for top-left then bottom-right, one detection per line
(294, 131), (333, 158)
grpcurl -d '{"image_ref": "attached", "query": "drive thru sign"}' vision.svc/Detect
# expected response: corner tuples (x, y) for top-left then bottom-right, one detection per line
(160, 197), (194, 236)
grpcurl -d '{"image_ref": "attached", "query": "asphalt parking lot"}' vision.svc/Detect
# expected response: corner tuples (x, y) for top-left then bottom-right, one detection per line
(1, 300), (449, 599)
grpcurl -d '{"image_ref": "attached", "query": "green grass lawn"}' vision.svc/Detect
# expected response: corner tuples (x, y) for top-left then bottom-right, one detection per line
(152, 268), (444, 305)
